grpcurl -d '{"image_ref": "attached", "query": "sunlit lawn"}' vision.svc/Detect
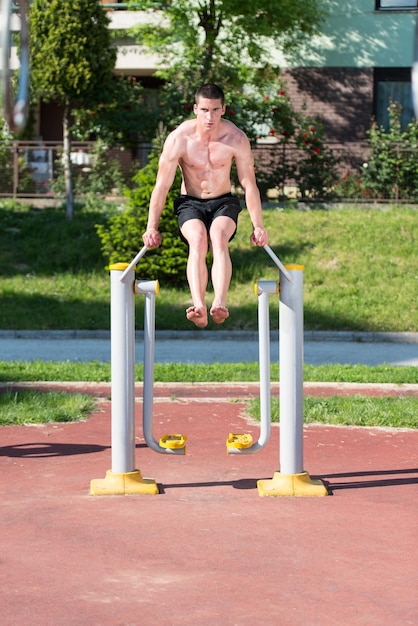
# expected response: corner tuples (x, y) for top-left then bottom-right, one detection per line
(0, 202), (417, 332)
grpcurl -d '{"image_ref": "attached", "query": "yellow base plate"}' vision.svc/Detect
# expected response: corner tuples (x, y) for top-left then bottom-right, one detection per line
(257, 471), (328, 497)
(90, 469), (159, 496)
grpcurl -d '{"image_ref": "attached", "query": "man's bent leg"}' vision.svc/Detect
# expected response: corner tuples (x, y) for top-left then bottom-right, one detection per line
(209, 216), (236, 324)
(180, 219), (209, 328)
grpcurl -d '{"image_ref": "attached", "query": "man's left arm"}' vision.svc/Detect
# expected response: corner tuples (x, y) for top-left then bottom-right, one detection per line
(235, 136), (268, 246)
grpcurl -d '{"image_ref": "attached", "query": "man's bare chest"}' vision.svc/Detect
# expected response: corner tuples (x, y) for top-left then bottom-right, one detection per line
(180, 139), (234, 172)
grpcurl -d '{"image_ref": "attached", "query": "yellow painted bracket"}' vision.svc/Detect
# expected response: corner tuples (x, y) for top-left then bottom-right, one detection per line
(226, 433), (253, 450)
(90, 469), (159, 496)
(159, 434), (187, 451)
(257, 471), (328, 497)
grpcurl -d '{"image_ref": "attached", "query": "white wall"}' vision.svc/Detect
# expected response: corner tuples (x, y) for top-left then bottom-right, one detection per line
(273, 0), (416, 68)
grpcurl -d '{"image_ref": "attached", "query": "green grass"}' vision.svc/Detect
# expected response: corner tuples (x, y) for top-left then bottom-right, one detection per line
(0, 361), (416, 428)
(248, 396), (418, 430)
(0, 201), (417, 332)
(1, 363), (416, 428)
(0, 390), (96, 426)
(1, 361), (417, 384)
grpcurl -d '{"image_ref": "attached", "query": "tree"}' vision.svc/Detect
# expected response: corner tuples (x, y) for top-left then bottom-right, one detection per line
(131, 0), (327, 101)
(71, 76), (162, 146)
(30, 0), (116, 219)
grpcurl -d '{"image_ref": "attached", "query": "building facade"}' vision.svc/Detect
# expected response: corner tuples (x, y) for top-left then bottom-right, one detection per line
(277, 0), (416, 143)
(8, 1), (418, 145)
(103, 1), (418, 146)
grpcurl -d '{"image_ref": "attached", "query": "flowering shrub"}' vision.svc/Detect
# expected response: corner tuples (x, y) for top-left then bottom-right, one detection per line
(223, 85), (297, 144)
(333, 172), (366, 199)
(224, 84), (339, 199)
(294, 122), (340, 199)
(360, 103), (418, 200)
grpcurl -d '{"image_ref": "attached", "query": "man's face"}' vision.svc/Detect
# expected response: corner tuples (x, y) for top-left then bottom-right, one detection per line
(194, 97), (226, 131)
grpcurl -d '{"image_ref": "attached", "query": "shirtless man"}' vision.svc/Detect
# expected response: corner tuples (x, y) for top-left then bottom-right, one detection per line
(142, 83), (268, 328)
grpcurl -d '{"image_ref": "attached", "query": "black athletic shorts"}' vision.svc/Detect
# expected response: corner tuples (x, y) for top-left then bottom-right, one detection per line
(174, 193), (242, 244)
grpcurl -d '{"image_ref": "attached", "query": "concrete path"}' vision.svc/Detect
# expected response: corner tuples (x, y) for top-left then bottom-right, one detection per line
(0, 330), (417, 366)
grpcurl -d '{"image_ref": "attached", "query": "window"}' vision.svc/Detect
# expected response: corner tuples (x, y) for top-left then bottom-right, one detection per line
(376, 1), (418, 10)
(374, 69), (414, 129)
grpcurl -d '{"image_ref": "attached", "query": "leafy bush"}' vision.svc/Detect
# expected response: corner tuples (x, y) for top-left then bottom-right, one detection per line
(96, 134), (187, 284)
(361, 103), (418, 200)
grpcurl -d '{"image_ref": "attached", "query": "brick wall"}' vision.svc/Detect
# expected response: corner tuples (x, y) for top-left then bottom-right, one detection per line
(283, 68), (374, 145)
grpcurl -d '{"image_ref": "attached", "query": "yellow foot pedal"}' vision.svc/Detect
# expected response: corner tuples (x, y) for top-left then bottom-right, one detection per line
(226, 433), (253, 450)
(159, 434), (187, 450)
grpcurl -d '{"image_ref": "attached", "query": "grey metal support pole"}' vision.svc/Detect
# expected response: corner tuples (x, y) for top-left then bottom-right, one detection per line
(257, 263), (328, 496)
(258, 287), (272, 450)
(226, 279), (276, 454)
(90, 263), (158, 495)
(111, 264), (136, 474)
(279, 265), (304, 475)
(140, 279), (186, 455)
(142, 290), (155, 450)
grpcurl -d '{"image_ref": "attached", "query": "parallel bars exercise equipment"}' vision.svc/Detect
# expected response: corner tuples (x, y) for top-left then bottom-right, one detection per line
(90, 245), (327, 497)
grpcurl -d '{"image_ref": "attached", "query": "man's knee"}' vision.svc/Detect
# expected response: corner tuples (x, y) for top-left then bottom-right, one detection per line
(181, 219), (208, 249)
(209, 218), (236, 247)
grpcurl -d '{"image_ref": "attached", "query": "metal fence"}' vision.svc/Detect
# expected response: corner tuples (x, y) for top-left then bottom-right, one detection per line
(251, 141), (371, 199)
(0, 141), (135, 198)
(0, 139), (416, 201)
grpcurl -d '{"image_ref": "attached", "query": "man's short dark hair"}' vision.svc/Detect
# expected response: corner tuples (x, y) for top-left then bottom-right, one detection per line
(195, 83), (225, 105)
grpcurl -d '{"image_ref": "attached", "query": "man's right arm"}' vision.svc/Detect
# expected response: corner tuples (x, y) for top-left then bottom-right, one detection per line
(143, 133), (181, 248)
